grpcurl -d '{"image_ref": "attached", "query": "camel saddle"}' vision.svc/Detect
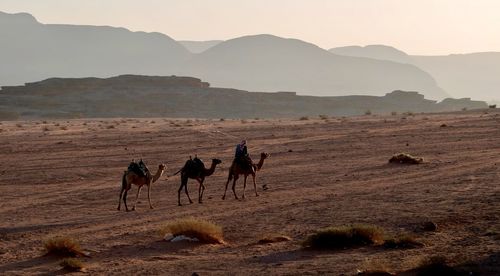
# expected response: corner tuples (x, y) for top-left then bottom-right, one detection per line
(233, 155), (253, 171)
(183, 156), (205, 177)
(127, 159), (149, 177)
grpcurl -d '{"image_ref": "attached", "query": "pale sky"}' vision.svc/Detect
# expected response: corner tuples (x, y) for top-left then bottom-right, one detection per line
(1, 0), (499, 55)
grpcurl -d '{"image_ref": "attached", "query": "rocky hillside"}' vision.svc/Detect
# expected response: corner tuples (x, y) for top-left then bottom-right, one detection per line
(0, 75), (486, 120)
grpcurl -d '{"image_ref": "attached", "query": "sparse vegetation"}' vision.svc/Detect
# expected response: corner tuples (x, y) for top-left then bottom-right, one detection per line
(391, 111), (398, 116)
(389, 153), (423, 164)
(383, 234), (424, 249)
(411, 256), (461, 276)
(42, 126), (50, 132)
(59, 258), (84, 272)
(106, 125), (115, 129)
(43, 236), (84, 257)
(219, 118), (225, 121)
(364, 110), (372, 115)
(241, 119), (248, 124)
(319, 114), (329, 120)
(160, 217), (224, 244)
(404, 111), (415, 116)
(299, 116), (309, 121)
(303, 224), (385, 249)
(60, 126), (68, 130)
(16, 123), (23, 128)
(489, 104), (497, 109)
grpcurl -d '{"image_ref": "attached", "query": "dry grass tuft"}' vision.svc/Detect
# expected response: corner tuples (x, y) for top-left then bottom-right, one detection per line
(160, 217), (224, 244)
(299, 116), (309, 121)
(365, 110), (372, 116)
(409, 256), (461, 276)
(258, 234), (292, 244)
(43, 237), (84, 257)
(59, 258), (85, 272)
(319, 114), (329, 120)
(383, 234), (424, 249)
(303, 224), (385, 250)
(389, 153), (423, 164)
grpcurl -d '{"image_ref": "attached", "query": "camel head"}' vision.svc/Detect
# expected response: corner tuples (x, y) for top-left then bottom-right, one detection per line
(260, 152), (270, 159)
(212, 158), (222, 165)
(158, 163), (167, 171)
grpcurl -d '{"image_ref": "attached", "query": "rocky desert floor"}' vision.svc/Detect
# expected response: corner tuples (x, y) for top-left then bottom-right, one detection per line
(0, 110), (499, 275)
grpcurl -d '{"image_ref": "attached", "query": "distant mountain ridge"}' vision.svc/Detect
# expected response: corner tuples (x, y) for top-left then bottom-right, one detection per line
(328, 43), (500, 101)
(178, 34), (447, 98)
(329, 45), (414, 64)
(179, 40), (223, 53)
(1, 11), (448, 99)
(0, 75), (486, 120)
(0, 11), (191, 86)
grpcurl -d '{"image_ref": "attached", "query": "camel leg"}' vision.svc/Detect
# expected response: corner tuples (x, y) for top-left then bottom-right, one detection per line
(117, 187), (124, 211)
(242, 175), (248, 199)
(131, 185), (143, 211)
(178, 183), (184, 206)
(198, 178), (205, 203)
(253, 174), (259, 197)
(222, 175), (232, 200)
(185, 183), (193, 204)
(147, 183), (154, 209)
(232, 176), (239, 200)
(123, 188), (131, 212)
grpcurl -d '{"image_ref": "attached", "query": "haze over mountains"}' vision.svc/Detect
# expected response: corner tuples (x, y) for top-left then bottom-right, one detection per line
(330, 45), (500, 101)
(1, 11), (499, 102)
(0, 11), (444, 100)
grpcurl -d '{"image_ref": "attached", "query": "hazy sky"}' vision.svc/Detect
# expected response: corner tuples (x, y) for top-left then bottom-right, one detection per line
(1, 0), (499, 55)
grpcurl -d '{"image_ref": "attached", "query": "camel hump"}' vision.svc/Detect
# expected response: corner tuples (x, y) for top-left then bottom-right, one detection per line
(127, 160), (149, 177)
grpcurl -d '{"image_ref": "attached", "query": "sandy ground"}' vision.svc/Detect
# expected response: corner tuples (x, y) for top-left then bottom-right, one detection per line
(0, 111), (499, 275)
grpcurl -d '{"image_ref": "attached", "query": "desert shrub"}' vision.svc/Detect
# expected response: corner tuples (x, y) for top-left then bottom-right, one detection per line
(389, 153), (423, 164)
(461, 107), (467, 111)
(219, 118), (225, 121)
(364, 110), (372, 116)
(303, 224), (385, 249)
(160, 217), (224, 244)
(16, 123), (23, 128)
(43, 237), (84, 257)
(319, 114), (329, 120)
(258, 234), (291, 244)
(59, 258), (84, 272)
(489, 104), (496, 109)
(42, 126), (50, 131)
(412, 256), (461, 276)
(241, 119), (248, 124)
(390, 111), (397, 116)
(384, 234), (424, 249)
(106, 125), (115, 129)
(404, 111), (415, 116)
(60, 126), (68, 130)
(299, 116), (309, 121)
(254, 117), (260, 120)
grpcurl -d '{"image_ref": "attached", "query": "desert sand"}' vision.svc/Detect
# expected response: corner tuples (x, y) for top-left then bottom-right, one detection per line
(0, 110), (499, 275)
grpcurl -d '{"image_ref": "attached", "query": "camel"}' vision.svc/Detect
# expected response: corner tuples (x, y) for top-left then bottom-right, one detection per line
(174, 157), (222, 206)
(117, 162), (166, 212)
(222, 152), (269, 200)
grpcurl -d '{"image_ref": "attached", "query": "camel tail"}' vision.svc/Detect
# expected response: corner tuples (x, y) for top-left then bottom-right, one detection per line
(172, 168), (183, 176)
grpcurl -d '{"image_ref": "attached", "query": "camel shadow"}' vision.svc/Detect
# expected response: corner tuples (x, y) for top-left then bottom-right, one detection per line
(0, 255), (55, 274)
(256, 249), (316, 264)
(95, 239), (204, 260)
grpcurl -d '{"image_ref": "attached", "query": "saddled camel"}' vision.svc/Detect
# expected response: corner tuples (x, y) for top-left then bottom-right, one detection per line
(173, 157), (222, 206)
(222, 152), (269, 200)
(117, 162), (166, 212)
